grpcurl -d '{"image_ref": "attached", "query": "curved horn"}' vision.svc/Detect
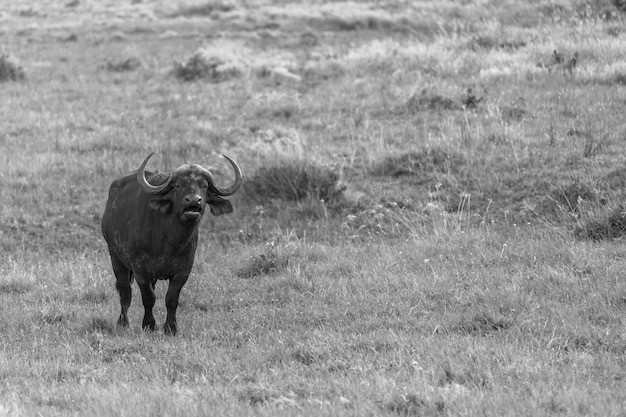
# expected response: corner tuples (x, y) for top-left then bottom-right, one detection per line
(137, 153), (172, 195)
(200, 154), (243, 196)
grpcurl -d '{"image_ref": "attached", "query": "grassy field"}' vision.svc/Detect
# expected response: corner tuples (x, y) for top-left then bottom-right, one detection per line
(2, 0), (626, 415)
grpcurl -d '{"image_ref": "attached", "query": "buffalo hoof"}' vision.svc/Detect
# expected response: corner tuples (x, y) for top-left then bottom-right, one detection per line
(117, 315), (129, 327)
(142, 319), (156, 331)
(163, 322), (177, 336)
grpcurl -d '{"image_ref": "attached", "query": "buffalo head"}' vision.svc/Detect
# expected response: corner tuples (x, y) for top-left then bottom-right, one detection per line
(137, 153), (242, 222)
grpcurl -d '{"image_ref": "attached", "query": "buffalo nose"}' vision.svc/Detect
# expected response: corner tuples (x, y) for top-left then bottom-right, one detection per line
(185, 195), (203, 205)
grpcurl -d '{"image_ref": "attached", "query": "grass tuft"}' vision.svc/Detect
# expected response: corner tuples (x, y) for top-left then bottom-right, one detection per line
(500, 105), (528, 122)
(0, 281), (31, 295)
(383, 394), (445, 416)
(238, 386), (291, 406)
(172, 48), (243, 82)
(371, 148), (465, 179)
(291, 346), (325, 365)
(0, 54), (25, 82)
(405, 89), (459, 113)
(243, 160), (343, 206)
(169, 1), (234, 18)
(236, 249), (291, 279)
(453, 312), (514, 335)
(551, 178), (598, 213)
(84, 317), (116, 334)
(38, 307), (73, 325)
(80, 288), (110, 304)
(437, 362), (492, 389)
(466, 35), (527, 51)
(575, 206), (626, 240)
(105, 57), (141, 72)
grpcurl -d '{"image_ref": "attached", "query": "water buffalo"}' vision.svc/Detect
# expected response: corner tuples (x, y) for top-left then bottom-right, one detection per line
(101, 153), (242, 335)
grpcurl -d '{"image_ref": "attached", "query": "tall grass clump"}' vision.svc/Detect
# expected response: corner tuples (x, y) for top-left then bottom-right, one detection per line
(105, 57), (141, 72)
(168, 1), (235, 17)
(172, 48), (243, 82)
(575, 206), (626, 240)
(243, 159), (344, 208)
(371, 148), (465, 179)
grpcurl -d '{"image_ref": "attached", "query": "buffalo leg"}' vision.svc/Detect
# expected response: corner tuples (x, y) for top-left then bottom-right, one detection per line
(137, 278), (156, 331)
(111, 255), (132, 327)
(163, 277), (189, 335)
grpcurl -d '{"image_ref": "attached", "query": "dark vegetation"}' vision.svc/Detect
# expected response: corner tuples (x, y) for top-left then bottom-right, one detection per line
(384, 394), (445, 417)
(0, 54), (25, 81)
(236, 249), (291, 279)
(105, 57), (141, 72)
(371, 148), (465, 180)
(168, 1), (235, 18)
(172, 51), (241, 82)
(575, 206), (626, 241)
(243, 160), (344, 209)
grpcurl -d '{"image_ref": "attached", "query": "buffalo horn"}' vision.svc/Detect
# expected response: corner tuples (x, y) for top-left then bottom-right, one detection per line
(137, 153), (173, 195)
(200, 154), (243, 196)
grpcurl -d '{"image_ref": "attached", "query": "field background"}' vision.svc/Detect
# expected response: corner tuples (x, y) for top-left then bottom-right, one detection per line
(2, 0), (626, 415)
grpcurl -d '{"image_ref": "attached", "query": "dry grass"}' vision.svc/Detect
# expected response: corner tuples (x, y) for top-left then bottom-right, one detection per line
(2, 0), (626, 415)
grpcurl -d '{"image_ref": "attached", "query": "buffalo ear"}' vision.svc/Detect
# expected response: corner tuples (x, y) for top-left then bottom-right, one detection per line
(208, 195), (233, 216)
(149, 199), (172, 214)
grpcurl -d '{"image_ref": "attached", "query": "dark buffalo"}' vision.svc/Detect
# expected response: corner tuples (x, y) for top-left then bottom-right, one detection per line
(101, 153), (242, 335)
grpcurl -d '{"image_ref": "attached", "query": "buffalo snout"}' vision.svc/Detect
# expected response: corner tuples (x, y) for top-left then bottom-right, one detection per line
(184, 194), (204, 207)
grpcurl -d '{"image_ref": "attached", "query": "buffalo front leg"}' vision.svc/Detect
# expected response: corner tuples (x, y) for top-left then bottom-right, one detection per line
(163, 276), (189, 335)
(137, 277), (157, 331)
(111, 256), (132, 327)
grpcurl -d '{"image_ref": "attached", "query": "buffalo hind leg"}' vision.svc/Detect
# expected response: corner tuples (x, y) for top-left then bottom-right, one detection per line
(111, 255), (132, 328)
(164, 276), (189, 335)
(137, 278), (157, 331)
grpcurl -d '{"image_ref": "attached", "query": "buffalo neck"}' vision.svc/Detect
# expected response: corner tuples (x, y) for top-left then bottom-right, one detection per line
(141, 209), (200, 257)
(164, 215), (200, 251)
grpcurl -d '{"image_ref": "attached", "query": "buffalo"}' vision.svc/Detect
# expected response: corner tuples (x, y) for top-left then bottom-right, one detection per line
(101, 153), (242, 335)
